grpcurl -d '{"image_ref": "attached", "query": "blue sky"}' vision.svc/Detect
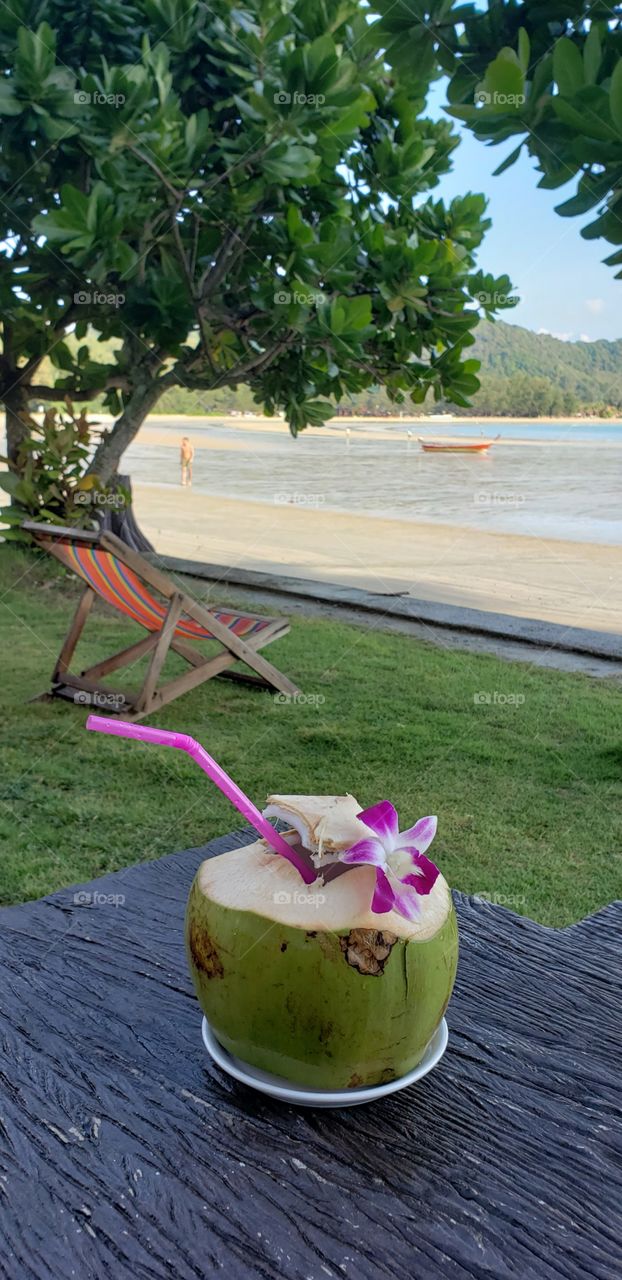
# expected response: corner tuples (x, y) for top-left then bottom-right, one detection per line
(427, 88), (621, 344)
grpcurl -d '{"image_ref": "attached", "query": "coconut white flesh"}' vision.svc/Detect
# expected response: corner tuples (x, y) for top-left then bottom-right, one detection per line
(263, 794), (373, 867)
(198, 839), (452, 942)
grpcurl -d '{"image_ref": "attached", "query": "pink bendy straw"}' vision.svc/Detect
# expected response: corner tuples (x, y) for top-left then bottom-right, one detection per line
(86, 716), (316, 884)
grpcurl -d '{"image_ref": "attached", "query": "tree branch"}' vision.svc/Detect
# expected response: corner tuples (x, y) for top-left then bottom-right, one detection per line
(198, 217), (256, 298)
(14, 302), (83, 389)
(128, 146), (182, 200)
(25, 377), (129, 401)
(199, 145), (271, 199)
(165, 337), (291, 391)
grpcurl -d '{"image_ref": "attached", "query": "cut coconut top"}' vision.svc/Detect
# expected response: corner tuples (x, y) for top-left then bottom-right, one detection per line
(263, 794), (372, 866)
(197, 839), (453, 942)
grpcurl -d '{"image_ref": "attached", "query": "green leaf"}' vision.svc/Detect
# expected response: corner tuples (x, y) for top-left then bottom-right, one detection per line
(0, 471), (20, 494)
(553, 96), (616, 141)
(445, 105), (481, 122)
(342, 295), (372, 331)
(610, 60), (622, 136)
(60, 184), (89, 224)
(111, 240), (137, 278)
(583, 24), (602, 85)
(329, 298), (346, 335)
(493, 143), (523, 176)
(410, 385), (427, 404)
(556, 190), (600, 217)
(553, 38), (584, 97)
(0, 527), (31, 542)
(302, 35), (339, 90)
(518, 28), (530, 75)
(265, 14), (292, 44)
(479, 49), (525, 113)
(581, 208), (622, 244)
(49, 342), (76, 371)
(14, 478), (37, 506)
(446, 64), (479, 106)
(538, 167), (577, 191)
(41, 116), (79, 143)
(16, 22), (56, 84)
(0, 506), (28, 523)
(556, 170), (613, 218)
(263, 144), (319, 183)
(530, 54), (554, 105)
(0, 81), (22, 116)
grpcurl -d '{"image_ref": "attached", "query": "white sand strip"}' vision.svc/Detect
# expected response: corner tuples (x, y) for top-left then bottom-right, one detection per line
(133, 484), (622, 635)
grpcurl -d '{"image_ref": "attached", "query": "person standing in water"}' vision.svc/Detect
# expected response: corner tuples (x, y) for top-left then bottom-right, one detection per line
(180, 436), (194, 486)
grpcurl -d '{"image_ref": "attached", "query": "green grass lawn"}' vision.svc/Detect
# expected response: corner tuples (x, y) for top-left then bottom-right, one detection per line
(1, 545), (621, 925)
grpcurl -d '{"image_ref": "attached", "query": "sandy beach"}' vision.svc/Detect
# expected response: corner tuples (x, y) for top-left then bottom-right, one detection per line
(134, 484), (622, 634)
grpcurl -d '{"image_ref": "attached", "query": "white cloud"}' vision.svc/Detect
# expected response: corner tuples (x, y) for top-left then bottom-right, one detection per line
(537, 327), (574, 342)
(585, 298), (605, 314)
(536, 327), (595, 344)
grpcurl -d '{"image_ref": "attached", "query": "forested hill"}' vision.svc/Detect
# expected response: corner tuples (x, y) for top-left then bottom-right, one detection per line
(464, 321), (622, 416)
(474, 321), (622, 382)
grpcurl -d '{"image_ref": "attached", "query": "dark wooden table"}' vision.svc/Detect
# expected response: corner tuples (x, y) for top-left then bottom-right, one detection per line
(1, 831), (620, 1280)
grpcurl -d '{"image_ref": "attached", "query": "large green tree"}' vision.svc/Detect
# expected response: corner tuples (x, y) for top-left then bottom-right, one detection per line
(0, 0), (514, 487)
(377, 2), (622, 270)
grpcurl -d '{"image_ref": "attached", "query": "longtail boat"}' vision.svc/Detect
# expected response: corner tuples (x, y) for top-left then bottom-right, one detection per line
(418, 435), (499, 453)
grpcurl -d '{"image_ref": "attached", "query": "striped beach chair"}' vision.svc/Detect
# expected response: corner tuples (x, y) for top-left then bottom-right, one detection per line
(23, 523), (299, 720)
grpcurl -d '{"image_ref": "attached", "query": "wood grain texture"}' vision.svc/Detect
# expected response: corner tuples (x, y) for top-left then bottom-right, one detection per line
(1, 833), (620, 1280)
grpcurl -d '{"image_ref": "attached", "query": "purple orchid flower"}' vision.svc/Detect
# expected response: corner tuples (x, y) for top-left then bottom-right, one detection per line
(339, 800), (440, 921)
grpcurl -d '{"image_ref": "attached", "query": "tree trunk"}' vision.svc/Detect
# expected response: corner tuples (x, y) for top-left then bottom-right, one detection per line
(4, 386), (31, 467)
(97, 474), (155, 553)
(88, 379), (164, 483)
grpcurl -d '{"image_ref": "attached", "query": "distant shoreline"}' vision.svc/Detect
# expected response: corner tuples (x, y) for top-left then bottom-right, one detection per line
(115, 412), (622, 430)
(129, 415), (622, 452)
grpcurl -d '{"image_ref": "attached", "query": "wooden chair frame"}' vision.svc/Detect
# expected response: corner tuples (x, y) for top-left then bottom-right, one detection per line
(24, 523), (299, 720)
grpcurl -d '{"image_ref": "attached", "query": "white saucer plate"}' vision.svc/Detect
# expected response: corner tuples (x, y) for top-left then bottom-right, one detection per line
(201, 1016), (448, 1107)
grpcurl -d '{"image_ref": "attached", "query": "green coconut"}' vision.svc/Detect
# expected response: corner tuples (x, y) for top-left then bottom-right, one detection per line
(185, 804), (458, 1089)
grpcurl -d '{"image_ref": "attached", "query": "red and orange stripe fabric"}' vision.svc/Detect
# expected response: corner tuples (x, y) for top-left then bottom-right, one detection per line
(52, 542), (272, 641)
